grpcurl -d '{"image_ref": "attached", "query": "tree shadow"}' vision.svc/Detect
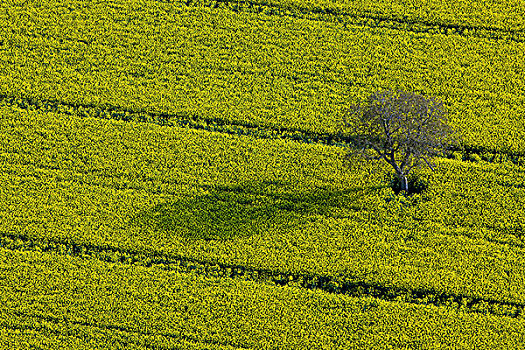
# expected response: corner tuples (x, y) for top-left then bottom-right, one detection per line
(129, 180), (381, 241)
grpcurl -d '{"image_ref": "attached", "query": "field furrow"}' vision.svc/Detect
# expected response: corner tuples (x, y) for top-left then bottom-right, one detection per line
(0, 0), (524, 154)
(1, 247), (524, 349)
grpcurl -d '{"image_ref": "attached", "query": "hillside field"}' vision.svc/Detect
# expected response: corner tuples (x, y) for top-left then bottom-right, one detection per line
(1, 0), (525, 349)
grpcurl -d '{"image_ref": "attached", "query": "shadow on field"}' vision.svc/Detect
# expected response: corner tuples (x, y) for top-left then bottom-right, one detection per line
(129, 180), (380, 241)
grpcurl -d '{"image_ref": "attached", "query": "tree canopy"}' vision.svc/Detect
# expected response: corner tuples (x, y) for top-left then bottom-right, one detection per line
(337, 89), (462, 194)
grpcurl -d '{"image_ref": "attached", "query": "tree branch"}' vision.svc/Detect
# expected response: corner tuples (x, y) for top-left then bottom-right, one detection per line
(422, 156), (435, 171)
(339, 89), (454, 186)
(400, 150), (412, 172)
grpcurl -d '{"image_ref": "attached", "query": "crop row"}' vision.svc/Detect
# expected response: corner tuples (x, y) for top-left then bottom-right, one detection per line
(0, 0), (524, 154)
(1, 247), (525, 349)
(2, 105), (525, 308)
(1, 228), (523, 320)
(204, 0), (525, 33)
(4, 93), (525, 168)
(188, 0), (525, 41)
(0, 310), (229, 350)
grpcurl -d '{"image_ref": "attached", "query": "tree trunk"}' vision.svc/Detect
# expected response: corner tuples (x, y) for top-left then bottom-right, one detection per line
(398, 173), (408, 193)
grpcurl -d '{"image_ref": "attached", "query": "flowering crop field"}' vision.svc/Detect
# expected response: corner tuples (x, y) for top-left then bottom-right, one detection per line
(1, 0), (525, 348)
(1, 0), (525, 154)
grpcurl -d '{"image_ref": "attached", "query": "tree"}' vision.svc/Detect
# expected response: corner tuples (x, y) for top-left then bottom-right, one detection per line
(337, 89), (461, 194)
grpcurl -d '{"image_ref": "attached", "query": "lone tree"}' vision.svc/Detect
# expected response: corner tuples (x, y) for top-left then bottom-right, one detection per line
(337, 89), (461, 194)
